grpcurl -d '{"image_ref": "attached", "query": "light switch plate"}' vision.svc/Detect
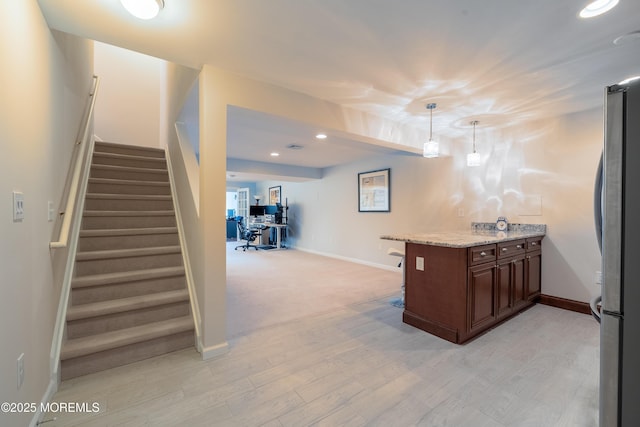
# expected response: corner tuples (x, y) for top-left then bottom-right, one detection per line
(13, 191), (24, 222)
(416, 256), (425, 271)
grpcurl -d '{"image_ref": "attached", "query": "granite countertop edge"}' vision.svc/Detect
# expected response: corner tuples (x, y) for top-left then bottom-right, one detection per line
(380, 223), (546, 248)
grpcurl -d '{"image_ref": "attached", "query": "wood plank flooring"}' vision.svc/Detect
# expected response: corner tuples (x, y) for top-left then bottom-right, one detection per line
(45, 247), (600, 426)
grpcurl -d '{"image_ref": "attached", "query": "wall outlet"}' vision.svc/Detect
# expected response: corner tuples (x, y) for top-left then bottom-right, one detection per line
(13, 191), (24, 222)
(416, 256), (424, 271)
(17, 353), (24, 389)
(595, 270), (602, 285)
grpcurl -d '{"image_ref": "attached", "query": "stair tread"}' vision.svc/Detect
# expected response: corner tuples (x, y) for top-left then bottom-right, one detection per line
(93, 151), (166, 163)
(67, 289), (189, 321)
(83, 210), (175, 217)
(72, 266), (185, 288)
(91, 164), (168, 174)
(80, 227), (178, 237)
(88, 177), (169, 187)
(76, 245), (181, 261)
(95, 141), (165, 155)
(85, 193), (172, 200)
(61, 316), (194, 360)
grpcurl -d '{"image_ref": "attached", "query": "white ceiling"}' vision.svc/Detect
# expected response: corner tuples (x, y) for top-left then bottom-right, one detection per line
(38, 0), (640, 180)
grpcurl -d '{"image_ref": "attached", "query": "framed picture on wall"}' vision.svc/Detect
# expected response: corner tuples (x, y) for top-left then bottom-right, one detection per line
(358, 168), (390, 212)
(269, 186), (281, 205)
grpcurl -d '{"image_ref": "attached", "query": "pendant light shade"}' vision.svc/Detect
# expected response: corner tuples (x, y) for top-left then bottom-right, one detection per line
(121, 0), (164, 20)
(423, 103), (439, 158)
(466, 120), (481, 167)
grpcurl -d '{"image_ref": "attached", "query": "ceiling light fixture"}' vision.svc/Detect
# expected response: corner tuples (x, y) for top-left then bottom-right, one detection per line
(315, 133), (327, 140)
(466, 120), (481, 167)
(619, 76), (640, 85)
(579, 0), (619, 18)
(423, 103), (439, 158)
(270, 152), (280, 157)
(120, 0), (164, 20)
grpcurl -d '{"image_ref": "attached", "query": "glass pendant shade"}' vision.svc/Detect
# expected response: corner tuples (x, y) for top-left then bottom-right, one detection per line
(466, 152), (481, 167)
(467, 120), (481, 167)
(121, 0), (164, 20)
(423, 139), (439, 158)
(423, 103), (439, 158)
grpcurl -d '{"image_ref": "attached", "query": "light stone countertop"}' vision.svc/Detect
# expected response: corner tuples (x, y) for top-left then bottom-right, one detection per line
(380, 223), (546, 248)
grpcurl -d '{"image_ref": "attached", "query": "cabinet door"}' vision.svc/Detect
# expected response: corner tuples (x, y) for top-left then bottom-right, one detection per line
(496, 261), (512, 319)
(511, 256), (527, 309)
(526, 251), (542, 299)
(468, 264), (496, 333)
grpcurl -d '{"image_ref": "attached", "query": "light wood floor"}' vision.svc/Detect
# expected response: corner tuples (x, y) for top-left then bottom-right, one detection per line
(45, 247), (600, 426)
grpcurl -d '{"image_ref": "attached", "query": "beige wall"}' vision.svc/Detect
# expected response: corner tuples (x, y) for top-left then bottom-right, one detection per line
(256, 109), (603, 304)
(0, 2), (93, 425)
(94, 42), (164, 148)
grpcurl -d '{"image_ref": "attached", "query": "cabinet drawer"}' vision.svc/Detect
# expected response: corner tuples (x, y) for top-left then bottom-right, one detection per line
(469, 244), (496, 265)
(526, 236), (543, 251)
(498, 239), (526, 259)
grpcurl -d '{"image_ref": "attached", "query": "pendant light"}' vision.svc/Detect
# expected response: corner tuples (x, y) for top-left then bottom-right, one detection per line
(121, 0), (164, 20)
(423, 103), (439, 158)
(466, 120), (481, 167)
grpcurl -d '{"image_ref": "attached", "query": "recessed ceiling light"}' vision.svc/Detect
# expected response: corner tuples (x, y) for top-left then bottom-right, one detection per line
(579, 0), (619, 18)
(121, 0), (164, 20)
(270, 152), (280, 157)
(613, 31), (640, 46)
(315, 133), (327, 140)
(619, 76), (640, 85)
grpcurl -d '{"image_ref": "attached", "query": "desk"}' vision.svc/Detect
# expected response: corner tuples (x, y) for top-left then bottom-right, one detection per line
(265, 223), (287, 249)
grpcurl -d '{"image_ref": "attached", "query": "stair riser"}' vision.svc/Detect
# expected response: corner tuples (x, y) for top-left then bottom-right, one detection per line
(72, 275), (187, 305)
(78, 233), (180, 251)
(75, 253), (183, 276)
(91, 168), (168, 182)
(67, 301), (190, 339)
(92, 155), (167, 170)
(84, 197), (174, 211)
(82, 215), (176, 229)
(88, 182), (171, 195)
(94, 143), (165, 159)
(60, 330), (194, 380)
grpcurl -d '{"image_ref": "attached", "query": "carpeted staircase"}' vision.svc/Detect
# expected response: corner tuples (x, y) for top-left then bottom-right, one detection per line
(60, 141), (194, 380)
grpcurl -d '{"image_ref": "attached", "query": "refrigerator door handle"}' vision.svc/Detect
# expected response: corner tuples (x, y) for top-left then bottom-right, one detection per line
(594, 152), (604, 254)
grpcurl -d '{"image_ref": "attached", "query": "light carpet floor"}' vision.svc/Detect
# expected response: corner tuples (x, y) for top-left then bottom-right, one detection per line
(226, 242), (402, 338)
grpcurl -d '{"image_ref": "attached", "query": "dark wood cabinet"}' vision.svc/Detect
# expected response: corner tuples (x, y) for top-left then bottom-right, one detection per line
(468, 263), (497, 333)
(403, 236), (543, 344)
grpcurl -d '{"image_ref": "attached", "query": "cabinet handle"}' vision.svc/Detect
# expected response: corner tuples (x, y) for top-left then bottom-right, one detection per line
(516, 245), (522, 249)
(531, 242), (537, 246)
(480, 251), (486, 257)
(502, 247), (508, 252)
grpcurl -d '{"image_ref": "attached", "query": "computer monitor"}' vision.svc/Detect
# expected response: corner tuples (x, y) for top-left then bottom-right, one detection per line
(249, 205), (265, 217)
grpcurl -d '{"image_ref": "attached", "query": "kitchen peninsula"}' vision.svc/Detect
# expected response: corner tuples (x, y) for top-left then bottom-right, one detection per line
(381, 223), (546, 344)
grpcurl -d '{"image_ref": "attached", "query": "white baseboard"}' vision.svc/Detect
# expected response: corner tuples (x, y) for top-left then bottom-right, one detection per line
(30, 378), (58, 427)
(201, 341), (229, 360)
(295, 246), (399, 272)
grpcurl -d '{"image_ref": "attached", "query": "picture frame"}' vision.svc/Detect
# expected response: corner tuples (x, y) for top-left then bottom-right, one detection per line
(269, 185), (282, 205)
(358, 168), (390, 212)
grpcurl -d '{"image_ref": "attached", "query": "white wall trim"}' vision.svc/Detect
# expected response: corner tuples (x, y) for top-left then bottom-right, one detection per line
(165, 147), (203, 353)
(29, 378), (58, 427)
(295, 246), (399, 272)
(201, 341), (229, 360)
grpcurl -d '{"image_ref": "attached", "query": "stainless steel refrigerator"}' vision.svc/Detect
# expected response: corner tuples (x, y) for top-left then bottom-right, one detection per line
(593, 79), (640, 426)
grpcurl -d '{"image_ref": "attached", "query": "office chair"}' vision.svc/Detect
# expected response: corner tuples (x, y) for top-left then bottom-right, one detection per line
(234, 216), (266, 251)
